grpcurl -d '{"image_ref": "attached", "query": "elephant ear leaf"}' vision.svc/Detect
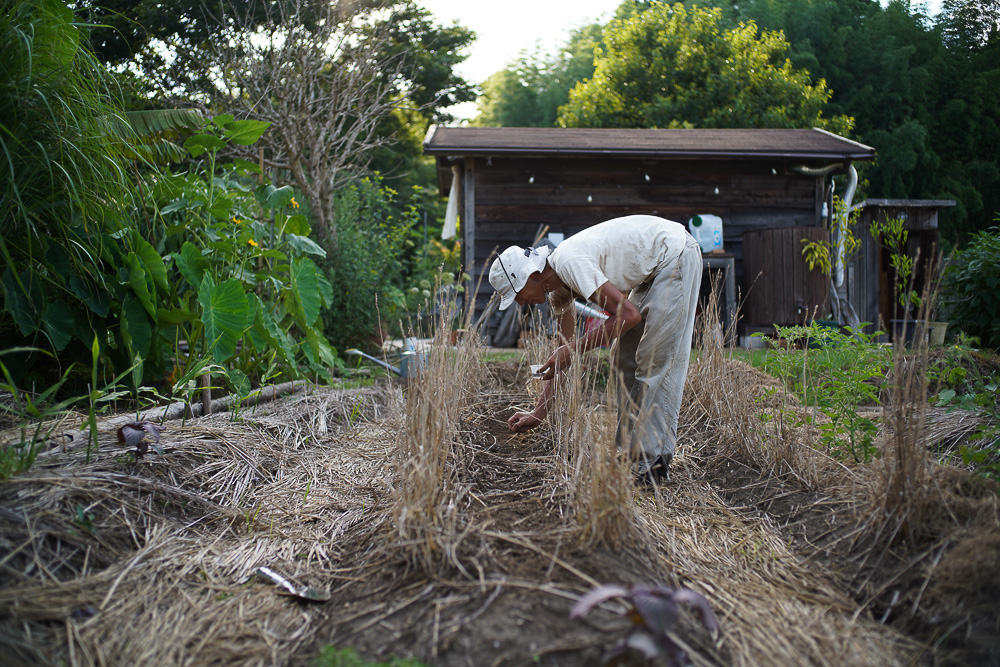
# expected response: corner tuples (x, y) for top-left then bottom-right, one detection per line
(285, 234), (326, 258)
(246, 294), (295, 368)
(43, 301), (74, 351)
(135, 238), (169, 294)
(198, 277), (248, 363)
(290, 258), (321, 327)
(223, 119), (271, 146)
(317, 270), (333, 309)
(126, 253), (156, 319)
(172, 242), (207, 289)
(121, 295), (152, 359)
(1, 268), (40, 336)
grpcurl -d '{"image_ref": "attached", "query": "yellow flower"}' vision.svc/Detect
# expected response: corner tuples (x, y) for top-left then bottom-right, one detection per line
(231, 216), (242, 224)
(248, 238), (258, 247)
(290, 197), (299, 209)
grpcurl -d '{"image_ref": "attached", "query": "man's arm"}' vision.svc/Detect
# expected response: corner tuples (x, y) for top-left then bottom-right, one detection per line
(508, 307), (575, 432)
(508, 283), (640, 433)
(539, 281), (641, 377)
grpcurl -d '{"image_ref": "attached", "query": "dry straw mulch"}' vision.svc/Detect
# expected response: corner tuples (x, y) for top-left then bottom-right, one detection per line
(0, 338), (997, 665)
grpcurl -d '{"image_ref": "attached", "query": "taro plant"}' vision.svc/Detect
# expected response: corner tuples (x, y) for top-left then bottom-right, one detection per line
(153, 114), (339, 388)
(570, 584), (719, 665)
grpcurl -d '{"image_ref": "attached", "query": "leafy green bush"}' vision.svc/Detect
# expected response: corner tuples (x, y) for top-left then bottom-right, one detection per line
(931, 344), (1000, 489)
(761, 323), (890, 462)
(320, 177), (416, 351)
(941, 223), (1000, 349)
(153, 115), (339, 387)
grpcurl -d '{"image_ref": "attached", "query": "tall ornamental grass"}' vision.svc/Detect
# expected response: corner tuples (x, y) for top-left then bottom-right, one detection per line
(0, 0), (134, 373)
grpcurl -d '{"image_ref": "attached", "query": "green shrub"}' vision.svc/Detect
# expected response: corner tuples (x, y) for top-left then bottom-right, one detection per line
(759, 323), (890, 462)
(320, 177), (415, 351)
(153, 115), (340, 386)
(942, 222), (1000, 349)
(931, 344), (1000, 489)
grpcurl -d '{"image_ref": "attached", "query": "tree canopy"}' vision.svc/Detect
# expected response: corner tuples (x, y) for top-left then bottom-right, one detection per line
(558, 3), (852, 133)
(725, 0), (1000, 241)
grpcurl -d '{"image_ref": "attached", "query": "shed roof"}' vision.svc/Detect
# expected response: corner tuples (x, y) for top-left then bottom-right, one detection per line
(423, 126), (875, 161)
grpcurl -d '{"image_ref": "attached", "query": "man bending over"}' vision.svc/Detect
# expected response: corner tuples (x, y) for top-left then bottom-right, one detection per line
(489, 215), (703, 484)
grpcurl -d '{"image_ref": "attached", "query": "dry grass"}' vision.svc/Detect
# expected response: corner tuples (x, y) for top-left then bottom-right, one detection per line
(684, 276), (847, 490)
(550, 348), (636, 550)
(391, 294), (482, 571)
(0, 384), (400, 666)
(631, 483), (917, 667)
(874, 289), (937, 541)
(513, 308), (636, 549)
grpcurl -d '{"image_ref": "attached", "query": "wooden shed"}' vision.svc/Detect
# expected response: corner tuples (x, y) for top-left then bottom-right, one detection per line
(423, 126), (875, 341)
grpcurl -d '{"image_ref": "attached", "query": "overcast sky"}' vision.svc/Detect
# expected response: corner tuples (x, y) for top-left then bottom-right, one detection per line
(419, 0), (621, 119)
(419, 0), (944, 121)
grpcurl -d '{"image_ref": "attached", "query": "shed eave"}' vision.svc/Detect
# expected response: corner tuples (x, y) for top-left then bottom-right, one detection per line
(427, 147), (874, 161)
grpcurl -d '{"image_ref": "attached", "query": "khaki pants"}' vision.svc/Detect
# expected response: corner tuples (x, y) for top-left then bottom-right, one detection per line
(614, 235), (702, 471)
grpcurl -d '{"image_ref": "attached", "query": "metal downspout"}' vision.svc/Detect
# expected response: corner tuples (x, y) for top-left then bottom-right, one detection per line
(790, 163), (858, 287)
(834, 165), (858, 288)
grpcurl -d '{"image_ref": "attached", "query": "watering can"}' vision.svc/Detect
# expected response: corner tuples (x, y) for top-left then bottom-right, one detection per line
(345, 347), (425, 379)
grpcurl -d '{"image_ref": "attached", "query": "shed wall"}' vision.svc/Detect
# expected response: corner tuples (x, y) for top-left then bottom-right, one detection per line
(463, 156), (825, 334)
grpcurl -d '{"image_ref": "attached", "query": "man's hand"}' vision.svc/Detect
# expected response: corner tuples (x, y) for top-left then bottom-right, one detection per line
(539, 344), (572, 381)
(508, 411), (542, 432)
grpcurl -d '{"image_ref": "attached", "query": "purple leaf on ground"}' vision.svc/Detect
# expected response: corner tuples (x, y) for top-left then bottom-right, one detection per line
(632, 588), (680, 635)
(672, 588), (720, 633)
(570, 585), (630, 619)
(570, 583), (720, 665)
(625, 630), (661, 659)
(117, 422), (165, 456)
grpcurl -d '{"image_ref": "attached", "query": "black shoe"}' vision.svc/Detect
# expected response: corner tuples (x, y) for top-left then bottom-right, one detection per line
(636, 454), (672, 487)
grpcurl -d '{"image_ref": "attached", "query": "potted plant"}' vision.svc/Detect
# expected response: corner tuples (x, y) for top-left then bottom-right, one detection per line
(869, 215), (924, 344)
(926, 303), (949, 346)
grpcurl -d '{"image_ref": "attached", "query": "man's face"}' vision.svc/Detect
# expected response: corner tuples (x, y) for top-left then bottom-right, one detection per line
(514, 273), (546, 306)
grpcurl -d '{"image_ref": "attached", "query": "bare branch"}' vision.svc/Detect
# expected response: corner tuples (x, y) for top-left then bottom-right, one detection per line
(200, 0), (413, 246)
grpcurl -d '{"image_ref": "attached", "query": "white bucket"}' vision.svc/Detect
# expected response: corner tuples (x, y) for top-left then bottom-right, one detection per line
(688, 214), (724, 253)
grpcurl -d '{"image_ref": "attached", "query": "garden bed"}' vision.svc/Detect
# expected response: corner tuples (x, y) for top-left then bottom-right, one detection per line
(0, 350), (997, 666)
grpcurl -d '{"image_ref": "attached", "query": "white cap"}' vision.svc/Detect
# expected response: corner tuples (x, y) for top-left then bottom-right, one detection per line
(489, 245), (550, 310)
